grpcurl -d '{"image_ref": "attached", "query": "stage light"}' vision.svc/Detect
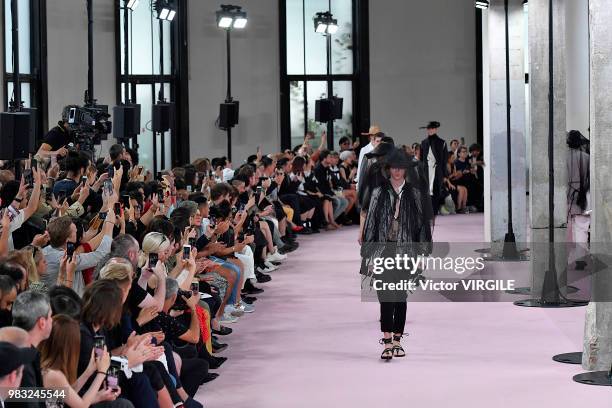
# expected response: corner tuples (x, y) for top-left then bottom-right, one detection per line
(216, 5), (248, 30)
(126, 0), (139, 10)
(314, 11), (337, 35)
(326, 20), (338, 34)
(155, 0), (176, 21)
(475, 0), (489, 9)
(233, 11), (247, 28)
(218, 16), (232, 28)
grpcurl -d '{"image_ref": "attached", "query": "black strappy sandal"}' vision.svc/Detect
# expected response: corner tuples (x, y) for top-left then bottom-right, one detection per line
(380, 337), (393, 361)
(392, 334), (406, 357)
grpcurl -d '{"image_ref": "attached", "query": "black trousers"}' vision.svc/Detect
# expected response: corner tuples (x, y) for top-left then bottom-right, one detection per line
(375, 243), (408, 334)
(379, 302), (407, 333)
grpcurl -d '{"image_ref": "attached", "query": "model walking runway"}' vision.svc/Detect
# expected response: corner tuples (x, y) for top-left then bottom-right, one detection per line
(198, 217), (611, 408)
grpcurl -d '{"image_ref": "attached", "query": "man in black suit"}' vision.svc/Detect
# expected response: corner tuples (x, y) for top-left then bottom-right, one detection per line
(420, 121), (449, 216)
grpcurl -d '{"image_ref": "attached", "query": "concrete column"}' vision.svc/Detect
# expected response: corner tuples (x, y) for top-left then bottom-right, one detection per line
(485, 0), (527, 247)
(582, 0), (612, 371)
(527, 0), (568, 296)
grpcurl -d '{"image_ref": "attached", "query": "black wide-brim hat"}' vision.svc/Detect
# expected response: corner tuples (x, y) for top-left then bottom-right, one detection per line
(365, 140), (395, 159)
(419, 121), (441, 130)
(386, 148), (414, 169)
(567, 130), (588, 149)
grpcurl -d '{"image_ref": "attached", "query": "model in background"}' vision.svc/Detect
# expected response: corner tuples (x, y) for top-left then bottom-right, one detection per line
(566, 130), (590, 270)
(420, 121), (449, 216)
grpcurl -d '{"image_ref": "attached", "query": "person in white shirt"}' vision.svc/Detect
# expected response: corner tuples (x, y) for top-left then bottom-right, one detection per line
(2, 168), (43, 251)
(356, 126), (383, 187)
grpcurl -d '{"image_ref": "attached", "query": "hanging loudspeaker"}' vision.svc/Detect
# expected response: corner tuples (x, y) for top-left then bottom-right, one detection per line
(153, 103), (174, 132)
(0, 112), (33, 159)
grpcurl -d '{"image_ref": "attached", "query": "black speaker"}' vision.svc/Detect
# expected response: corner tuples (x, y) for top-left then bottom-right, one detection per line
(153, 103), (174, 132)
(113, 105), (141, 140)
(0, 112), (33, 159)
(330, 96), (343, 120)
(315, 98), (332, 123)
(219, 101), (239, 129)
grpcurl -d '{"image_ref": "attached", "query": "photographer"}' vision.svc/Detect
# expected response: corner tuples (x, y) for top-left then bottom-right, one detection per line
(36, 121), (72, 161)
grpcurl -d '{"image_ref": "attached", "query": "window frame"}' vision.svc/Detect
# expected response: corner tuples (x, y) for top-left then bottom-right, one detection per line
(1, 0), (48, 141)
(114, 0), (189, 170)
(279, 0), (369, 151)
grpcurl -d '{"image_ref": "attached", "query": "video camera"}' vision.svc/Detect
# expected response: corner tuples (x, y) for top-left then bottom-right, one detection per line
(62, 104), (112, 153)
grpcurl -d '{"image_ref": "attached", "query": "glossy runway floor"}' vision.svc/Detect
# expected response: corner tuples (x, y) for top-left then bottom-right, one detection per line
(197, 214), (612, 407)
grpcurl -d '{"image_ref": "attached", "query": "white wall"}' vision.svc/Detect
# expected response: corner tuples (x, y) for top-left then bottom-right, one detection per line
(46, 0), (116, 153)
(187, 0), (280, 164)
(565, 0), (589, 136)
(369, 0), (477, 147)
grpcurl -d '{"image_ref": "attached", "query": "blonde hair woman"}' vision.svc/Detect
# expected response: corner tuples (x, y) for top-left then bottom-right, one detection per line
(136, 232), (172, 312)
(23, 245), (48, 292)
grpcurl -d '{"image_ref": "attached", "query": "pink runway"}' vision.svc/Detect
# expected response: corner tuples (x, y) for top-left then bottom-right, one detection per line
(198, 214), (612, 408)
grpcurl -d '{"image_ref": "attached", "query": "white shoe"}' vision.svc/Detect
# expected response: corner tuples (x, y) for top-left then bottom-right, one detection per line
(257, 265), (276, 274)
(219, 313), (238, 324)
(239, 300), (255, 313)
(225, 304), (244, 317)
(263, 260), (279, 271)
(266, 251), (287, 262)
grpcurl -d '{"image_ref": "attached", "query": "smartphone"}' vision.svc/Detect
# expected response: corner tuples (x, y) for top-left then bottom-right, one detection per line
(3, 208), (14, 222)
(114, 202), (121, 215)
(190, 279), (199, 296)
(31, 158), (38, 170)
(189, 237), (197, 247)
(99, 212), (107, 221)
(107, 165), (115, 178)
(157, 191), (164, 202)
(231, 207), (238, 216)
(183, 244), (191, 260)
(103, 179), (114, 196)
(81, 176), (88, 187)
(66, 242), (75, 261)
(209, 216), (216, 228)
(23, 168), (33, 188)
(106, 366), (119, 392)
(148, 253), (159, 268)
(94, 335), (105, 359)
(239, 203), (245, 212)
(121, 195), (131, 209)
